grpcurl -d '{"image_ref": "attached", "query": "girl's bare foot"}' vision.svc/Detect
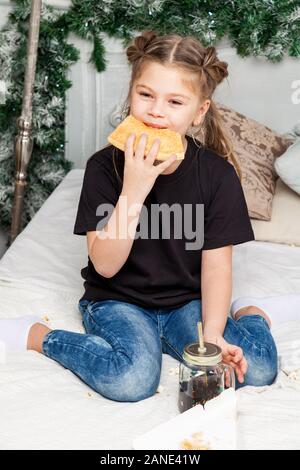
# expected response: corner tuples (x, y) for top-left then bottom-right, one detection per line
(27, 323), (52, 353)
(231, 294), (300, 328)
(234, 305), (272, 328)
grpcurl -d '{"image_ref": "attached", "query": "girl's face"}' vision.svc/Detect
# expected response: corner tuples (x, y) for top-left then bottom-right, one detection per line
(130, 62), (210, 138)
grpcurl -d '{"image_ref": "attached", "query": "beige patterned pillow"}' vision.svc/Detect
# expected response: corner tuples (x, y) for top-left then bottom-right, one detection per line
(216, 102), (294, 220)
(251, 178), (300, 247)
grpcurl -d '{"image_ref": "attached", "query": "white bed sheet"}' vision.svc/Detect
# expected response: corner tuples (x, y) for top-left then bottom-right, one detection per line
(0, 169), (299, 450)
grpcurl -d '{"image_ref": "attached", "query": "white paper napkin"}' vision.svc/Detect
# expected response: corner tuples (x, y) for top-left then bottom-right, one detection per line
(132, 388), (237, 450)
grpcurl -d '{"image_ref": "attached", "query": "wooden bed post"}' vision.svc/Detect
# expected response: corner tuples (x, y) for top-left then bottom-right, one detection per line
(9, 0), (42, 245)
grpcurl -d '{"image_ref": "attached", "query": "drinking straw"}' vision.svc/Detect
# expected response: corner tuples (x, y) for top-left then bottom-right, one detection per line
(197, 321), (206, 354)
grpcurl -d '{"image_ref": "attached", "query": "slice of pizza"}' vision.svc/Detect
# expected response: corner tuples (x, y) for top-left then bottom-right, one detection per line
(108, 115), (185, 161)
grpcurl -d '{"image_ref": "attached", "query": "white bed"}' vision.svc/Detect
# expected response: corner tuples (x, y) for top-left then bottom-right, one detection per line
(0, 169), (300, 450)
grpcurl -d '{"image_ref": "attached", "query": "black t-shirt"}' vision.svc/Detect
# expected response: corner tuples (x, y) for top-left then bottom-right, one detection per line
(73, 135), (254, 309)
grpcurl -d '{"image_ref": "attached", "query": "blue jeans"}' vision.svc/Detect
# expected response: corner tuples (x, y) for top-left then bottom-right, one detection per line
(42, 299), (278, 402)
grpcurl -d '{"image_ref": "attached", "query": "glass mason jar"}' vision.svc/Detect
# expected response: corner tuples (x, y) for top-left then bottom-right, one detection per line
(178, 342), (235, 413)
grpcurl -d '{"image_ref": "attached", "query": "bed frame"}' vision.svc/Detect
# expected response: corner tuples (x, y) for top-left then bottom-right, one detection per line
(10, 0), (41, 245)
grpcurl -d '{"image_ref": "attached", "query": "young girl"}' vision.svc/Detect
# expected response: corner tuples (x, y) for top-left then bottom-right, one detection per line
(1, 30), (299, 402)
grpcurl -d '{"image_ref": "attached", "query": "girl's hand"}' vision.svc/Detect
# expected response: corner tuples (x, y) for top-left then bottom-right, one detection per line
(204, 333), (248, 384)
(122, 132), (177, 201)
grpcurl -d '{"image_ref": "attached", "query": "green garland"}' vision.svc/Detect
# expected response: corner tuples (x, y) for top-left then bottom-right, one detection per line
(0, 0), (300, 233)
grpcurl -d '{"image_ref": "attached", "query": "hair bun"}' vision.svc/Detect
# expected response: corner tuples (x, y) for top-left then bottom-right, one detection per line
(202, 45), (228, 84)
(126, 29), (157, 64)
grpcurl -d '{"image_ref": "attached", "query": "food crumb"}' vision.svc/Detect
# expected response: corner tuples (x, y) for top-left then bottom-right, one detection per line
(168, 366), (179, 376)
(288, 371), (298, 381)
(42, 315), (50, 322)
(156, 385), (165, 394)
(180, 432), (211, 450)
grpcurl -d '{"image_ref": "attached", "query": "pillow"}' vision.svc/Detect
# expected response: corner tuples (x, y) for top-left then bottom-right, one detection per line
(250, 178), (300, 247)
(274, 139), (300, 196)
(216, 102), (293, 221)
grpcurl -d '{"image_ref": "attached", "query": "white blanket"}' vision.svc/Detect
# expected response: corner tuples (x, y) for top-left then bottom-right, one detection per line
(0, 169), (299, 450)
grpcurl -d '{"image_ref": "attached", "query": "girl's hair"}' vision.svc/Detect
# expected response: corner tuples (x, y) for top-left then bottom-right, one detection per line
(112, 29), (241, 186)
